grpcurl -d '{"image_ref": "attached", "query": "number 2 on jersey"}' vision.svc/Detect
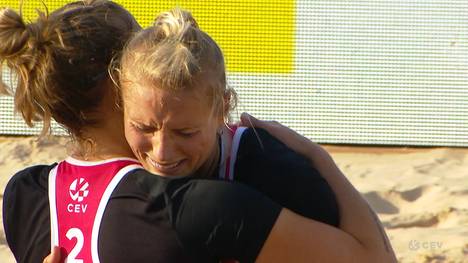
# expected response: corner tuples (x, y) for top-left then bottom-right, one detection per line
(65, 228), (84, 263)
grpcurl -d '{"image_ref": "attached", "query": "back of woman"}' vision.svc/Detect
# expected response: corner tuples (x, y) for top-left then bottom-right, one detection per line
(1, 0), (142, 261)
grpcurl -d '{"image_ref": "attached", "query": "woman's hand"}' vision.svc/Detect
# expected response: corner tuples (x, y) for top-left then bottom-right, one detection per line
(42, 246), (61, 263)
(240, 112), (318, 158)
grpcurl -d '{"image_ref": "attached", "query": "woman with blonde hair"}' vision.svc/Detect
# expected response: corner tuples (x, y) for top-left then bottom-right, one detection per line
(115, 7), (396, 262)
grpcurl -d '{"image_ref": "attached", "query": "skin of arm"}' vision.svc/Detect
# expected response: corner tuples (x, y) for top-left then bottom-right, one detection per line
(241, 113), (397, 263)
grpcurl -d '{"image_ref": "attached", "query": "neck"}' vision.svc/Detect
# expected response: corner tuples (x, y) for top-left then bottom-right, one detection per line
(71, 120), (134, 162)
(192, 135), (221, 178)
(70, 80), (135, 161)
(72, 133), (134, 162)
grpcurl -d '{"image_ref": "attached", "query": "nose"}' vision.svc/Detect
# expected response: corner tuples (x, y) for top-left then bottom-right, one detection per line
(151, 130), (176, 163)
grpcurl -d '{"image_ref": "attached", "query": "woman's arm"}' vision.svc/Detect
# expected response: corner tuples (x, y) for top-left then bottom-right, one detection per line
(241, 113), (397, 263)
(257, 208), (366, 263)
(233, 127), (339, 227)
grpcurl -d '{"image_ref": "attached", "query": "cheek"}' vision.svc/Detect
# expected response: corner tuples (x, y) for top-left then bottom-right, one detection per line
(124, 125), (150, 155)
(189, 129), (218, 161)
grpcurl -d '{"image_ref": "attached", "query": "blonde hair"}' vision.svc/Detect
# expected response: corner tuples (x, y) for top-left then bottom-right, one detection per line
(118, 8), (237, 121)
(0, 0), (140, 137)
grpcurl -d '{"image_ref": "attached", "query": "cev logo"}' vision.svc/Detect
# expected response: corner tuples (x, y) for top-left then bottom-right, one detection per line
(69, 178), (89, 202)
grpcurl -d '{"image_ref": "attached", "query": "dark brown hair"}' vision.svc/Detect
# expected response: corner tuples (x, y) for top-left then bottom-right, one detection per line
(0, 0), (140, 137)
(0, 68), (10, 95)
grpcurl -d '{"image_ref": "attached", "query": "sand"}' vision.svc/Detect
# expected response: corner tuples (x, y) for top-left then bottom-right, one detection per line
(0, 136), (467, 263)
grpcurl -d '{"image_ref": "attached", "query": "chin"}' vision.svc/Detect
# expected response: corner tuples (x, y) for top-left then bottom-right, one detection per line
(140, 164), (158, 175)
(144, 165), (192, 178)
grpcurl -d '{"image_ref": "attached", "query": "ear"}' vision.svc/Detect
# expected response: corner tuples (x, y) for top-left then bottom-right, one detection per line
(215, 92), (230, 128)
(216, 107), (225, 128)
(222, 91), (231, 118)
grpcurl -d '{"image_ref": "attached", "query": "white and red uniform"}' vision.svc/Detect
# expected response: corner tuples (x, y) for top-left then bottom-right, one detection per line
(218, 125), (247, 182)
(217, 125), (246, 263)
(48, 157), (141, 263)
(4, 127), (338, 263)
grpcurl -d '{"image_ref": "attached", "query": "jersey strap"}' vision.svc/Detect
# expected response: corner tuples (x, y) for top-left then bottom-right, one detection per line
(48, 157), (142, 263)
(218, 126), (247, 263)
(218, 125), (247, 181)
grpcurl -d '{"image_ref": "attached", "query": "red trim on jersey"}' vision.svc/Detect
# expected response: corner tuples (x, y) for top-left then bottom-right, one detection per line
(220, 125), (241, 263)
(222, 125), (238, 181)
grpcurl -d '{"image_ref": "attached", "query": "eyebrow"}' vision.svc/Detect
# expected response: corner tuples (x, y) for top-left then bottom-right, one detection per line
(130, 119), (158, 129)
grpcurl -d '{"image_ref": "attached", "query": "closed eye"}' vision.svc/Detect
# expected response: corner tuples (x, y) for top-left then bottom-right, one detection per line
(131, 122), (155, 133)
(176, 130), (199, 138)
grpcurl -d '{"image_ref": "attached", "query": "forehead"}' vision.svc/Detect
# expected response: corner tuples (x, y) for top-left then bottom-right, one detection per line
(122, 70), (218, 104)
(122, 81), (213, 123)
(123, 80), (204, 104)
